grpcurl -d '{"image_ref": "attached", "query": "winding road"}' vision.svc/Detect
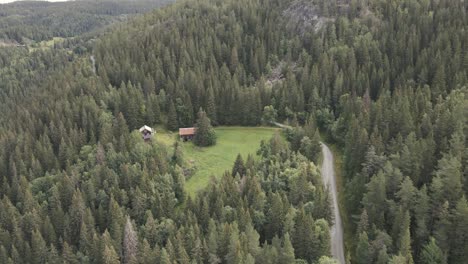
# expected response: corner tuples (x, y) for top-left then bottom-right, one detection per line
(321, 143), (345, 264)
(271, 122), (345, 263)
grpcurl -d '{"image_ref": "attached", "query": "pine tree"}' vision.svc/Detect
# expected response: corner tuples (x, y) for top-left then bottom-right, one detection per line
(363, 172), (387, 229)
(376, 246), (389, 264)
(47, 245), (61, 264)
(420, 238), (445, 264)
(108, 197), (124, 252)
(230, 47), (239, 73)
(176, 234), (190, 264)
(231, 154), (245, 177)
(244, 223), (260, 258)
(69, 190), (85, 247)
(102, 245), (120, 264)
(207, 220), (220, 264)
(0, 246), (9, 264)
(414, 186), (430, 253)
(398, 210), (414, 264)
(123, 217), (138, 264)
(193, 108), (216, 147)
(355, 232), (370, 264)
(226, 232), (243, 264)
(292, 207), (315, 263)
(171, 141), (184, 167)
(436, 154), (462, 205)
(450, 196), (468, 263)
(281, 233), (295, 264)
(262, 105), (277, 124)
(167, 99), (178, 131)
(396, 176), (417, 212)
(206, 86), (217, 125)
(139, 239), (156, 264)
(159, 248), (172, 264)
(62, 242), (79, 264)
(31, 229), (47, 264)
(357, 209), (369, 235)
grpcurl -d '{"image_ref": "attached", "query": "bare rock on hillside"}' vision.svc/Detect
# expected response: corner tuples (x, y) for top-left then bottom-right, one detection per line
(283, 0), (336, 35)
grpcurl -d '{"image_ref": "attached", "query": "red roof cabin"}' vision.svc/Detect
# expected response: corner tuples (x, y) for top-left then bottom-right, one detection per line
(179, 127), (196, 141)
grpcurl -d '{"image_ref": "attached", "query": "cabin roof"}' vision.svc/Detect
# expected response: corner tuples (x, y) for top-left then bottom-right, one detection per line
(139, 125), (154, 133)
(179, 127), (196, 136)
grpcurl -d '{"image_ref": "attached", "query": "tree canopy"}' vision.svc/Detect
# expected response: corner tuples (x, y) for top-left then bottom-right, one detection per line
(0, 0), (466, 262)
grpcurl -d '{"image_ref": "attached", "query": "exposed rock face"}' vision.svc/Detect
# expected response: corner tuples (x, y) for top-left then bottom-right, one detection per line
(283, 0), (336, 35)
(283, 0), (373, 35)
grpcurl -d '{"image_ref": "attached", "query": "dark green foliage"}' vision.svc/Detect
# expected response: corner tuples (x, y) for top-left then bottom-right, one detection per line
(193, 108), (216, 147)
(450, 196), (468, 263)
(171, 141), (184, 167)
(0, 0), (466, 262)
(355, 232), (370, 264)
(420, 238), (445, 264)
(231, 154), (245, 177)
(262, 105), (277, 124)
(167, 99), (178, 131)
(0, 0), (172, 43)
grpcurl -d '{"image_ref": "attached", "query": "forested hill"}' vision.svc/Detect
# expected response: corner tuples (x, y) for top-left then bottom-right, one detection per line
(0, 0), (173, 43)
(0, 0), (467, 263)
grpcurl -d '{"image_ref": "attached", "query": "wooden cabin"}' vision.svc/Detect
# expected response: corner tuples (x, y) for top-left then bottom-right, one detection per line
(179, 127), (196, 141)
(139, 125), (154, 141)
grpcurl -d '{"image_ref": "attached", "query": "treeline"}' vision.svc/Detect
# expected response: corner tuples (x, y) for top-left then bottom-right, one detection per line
(304, 0), (467, 263)
(0, 0), (466, 262)
(94, 0), (292, 128)
(0, 119), (334, 263)
(0, 0), (173, 43)
(0, 0), (335, 263)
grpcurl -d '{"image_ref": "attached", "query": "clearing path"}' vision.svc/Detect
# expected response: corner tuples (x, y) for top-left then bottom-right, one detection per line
(321, 143), (345, 264)
(90, 55), (96, 74)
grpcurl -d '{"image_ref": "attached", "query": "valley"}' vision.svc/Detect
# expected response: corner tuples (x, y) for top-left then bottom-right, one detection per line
(0, 0), (466, 263)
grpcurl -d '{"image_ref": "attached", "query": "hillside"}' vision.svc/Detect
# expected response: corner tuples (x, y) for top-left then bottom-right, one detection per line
(157, 126), (279, 196)
(0, 0), (466, 263)
(0, 0), (173, 43)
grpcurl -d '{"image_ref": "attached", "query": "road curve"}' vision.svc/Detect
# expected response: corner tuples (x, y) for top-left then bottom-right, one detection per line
(321, 143), (345, 264)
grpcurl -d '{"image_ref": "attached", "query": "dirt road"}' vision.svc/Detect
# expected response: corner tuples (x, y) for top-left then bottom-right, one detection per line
(321, 143), (345, 264)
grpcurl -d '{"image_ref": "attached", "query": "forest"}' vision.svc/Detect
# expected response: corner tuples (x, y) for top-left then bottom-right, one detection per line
(0, 0), (172, 44)
(0, 0), (466, 263)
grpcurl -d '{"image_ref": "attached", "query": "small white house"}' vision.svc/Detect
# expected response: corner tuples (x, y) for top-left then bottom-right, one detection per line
(139, 125), (154, 141)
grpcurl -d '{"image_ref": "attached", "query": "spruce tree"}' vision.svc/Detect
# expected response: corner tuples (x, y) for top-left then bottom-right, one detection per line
(231, 154), (246, 177)
(355, 232), (370, 264)
(450, 196), (468, 263)
(167, 99), (178, 131)
(420, 238), (445, 264)
(281, 233), (295, 264)
(193, 108), (216, 147)
(31, 229), (47, 264)
(206, 86), (217, 125)
(102, 245), (120, 264)
(123, 217), (138, 264)
(376, 246), (389, 264)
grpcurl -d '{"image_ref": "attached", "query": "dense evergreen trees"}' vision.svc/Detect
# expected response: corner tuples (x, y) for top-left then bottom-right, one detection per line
(0, 0), (466, 262)
(0, 0), (172, 43)
(193, 108), (216, 147)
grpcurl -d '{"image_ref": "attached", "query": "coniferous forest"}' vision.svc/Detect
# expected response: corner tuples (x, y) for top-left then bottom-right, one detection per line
(0, 0), (466, 263)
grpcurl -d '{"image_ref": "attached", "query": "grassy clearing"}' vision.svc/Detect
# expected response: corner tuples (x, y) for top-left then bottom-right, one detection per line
(156, 126), (278, 196)
(29, 37), (66, 52)
(155, 127), (178, 146)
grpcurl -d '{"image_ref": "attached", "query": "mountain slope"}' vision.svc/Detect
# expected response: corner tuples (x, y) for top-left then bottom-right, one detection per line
(0, 0), (466, 263)
(0, 0), (173, 43)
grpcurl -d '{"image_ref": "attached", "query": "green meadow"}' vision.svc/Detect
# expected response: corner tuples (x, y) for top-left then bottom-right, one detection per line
(157, 126), (278, 196)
